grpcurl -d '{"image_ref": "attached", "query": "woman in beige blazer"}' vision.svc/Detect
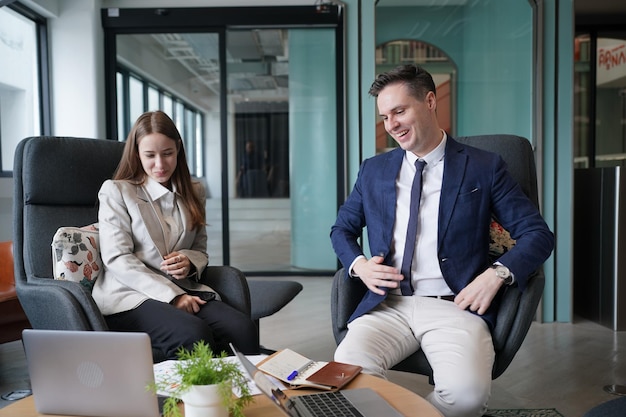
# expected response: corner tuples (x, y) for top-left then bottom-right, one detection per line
(92, 111), (258, 358)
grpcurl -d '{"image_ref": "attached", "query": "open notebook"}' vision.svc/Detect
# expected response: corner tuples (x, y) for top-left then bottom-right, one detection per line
(230, 343), (403, 417)
(257, 348), (362, 390)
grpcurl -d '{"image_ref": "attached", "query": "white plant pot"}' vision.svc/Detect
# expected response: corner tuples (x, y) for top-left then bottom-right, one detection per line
(181, 384), (229, 417)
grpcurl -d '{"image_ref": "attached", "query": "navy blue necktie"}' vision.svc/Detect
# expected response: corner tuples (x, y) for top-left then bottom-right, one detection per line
(400, 159), (427, 296)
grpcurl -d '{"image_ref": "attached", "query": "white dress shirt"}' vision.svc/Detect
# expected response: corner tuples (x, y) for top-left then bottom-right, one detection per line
(390, 132), (453, 296)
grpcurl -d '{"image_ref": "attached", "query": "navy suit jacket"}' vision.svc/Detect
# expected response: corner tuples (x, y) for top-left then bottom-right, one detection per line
(330, 137), (554, 330)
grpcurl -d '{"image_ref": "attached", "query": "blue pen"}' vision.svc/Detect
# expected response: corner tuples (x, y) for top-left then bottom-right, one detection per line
(287, 359), (314, 381)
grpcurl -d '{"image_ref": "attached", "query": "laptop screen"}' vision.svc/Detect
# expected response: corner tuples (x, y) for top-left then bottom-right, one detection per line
(230, 343), (299, 416)
(22, 329), (160, 417)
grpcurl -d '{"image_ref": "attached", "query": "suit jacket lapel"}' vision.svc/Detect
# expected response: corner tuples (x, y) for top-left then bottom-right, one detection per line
(438, 138), (467, 249)
(174, 195), (190, 250)
(136, 185), (169, 259)
(380, 148), (404, 249)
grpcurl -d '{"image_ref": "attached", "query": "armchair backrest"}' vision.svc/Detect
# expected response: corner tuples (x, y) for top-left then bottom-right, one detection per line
(456, 134), (539, 208)
(14, 137), (124, 284)
(13, 137), (124, 331)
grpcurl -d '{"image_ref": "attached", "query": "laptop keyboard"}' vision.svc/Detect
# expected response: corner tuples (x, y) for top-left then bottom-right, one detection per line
(296, 391), (365, 417)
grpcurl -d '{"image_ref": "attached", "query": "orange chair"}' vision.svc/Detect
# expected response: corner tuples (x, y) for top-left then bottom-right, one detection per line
(0, 241), (30, 343)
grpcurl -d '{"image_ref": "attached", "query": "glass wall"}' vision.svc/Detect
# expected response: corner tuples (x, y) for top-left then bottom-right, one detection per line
(114, 34), (207, 178)
(103, 6), (343, 275)
(375, 1), (534, 141)
(218, 26), (339, 272)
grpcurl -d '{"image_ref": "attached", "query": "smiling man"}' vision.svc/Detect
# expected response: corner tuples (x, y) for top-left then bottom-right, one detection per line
(330, 65), (554, 417)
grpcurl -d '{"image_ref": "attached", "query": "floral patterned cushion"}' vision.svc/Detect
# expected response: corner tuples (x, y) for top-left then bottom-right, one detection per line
(489, 219), (516, 258)
(51, 223), (102, 292)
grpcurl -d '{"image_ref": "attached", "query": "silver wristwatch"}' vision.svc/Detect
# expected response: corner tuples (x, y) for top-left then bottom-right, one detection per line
(492, 264), (514, 285)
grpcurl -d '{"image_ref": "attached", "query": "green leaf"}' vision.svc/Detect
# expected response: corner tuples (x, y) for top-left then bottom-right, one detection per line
(148, 341), (252, 417)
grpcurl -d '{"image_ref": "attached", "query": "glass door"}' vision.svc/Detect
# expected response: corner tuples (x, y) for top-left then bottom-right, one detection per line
(115, 32), (223, 267)
(103, 6), (343, 275)
(224, 27), (338, 273)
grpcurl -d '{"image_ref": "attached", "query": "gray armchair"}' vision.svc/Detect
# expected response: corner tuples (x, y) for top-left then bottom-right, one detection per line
(331, 134), (546, 381)
(13, 136), (252, 359)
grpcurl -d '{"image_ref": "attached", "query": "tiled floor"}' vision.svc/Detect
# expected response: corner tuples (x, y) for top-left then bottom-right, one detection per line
(0, 339), (30, 408)
(2, 276), (625, 416)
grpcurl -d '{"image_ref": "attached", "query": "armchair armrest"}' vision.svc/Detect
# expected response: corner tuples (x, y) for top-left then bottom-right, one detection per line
(200, 266), (251, 317)
(38, 276), (107, 330)
(331, 268), (368, 344)
(491, 268), (545, 378)
(16, 278), (107, 331)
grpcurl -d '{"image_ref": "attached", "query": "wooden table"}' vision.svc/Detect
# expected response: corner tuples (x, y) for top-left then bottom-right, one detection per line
(0, 374), (442, 417)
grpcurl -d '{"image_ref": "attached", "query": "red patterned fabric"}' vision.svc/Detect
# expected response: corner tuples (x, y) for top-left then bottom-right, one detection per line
(489, 219), (516, 258)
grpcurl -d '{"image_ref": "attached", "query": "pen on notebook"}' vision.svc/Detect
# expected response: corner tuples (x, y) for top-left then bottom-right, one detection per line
(286, 360), (314, 381)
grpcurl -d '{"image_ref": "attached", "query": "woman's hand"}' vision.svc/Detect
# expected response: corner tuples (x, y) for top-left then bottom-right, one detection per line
(161, 252), (191, 280)
(170, 294), (206, 314)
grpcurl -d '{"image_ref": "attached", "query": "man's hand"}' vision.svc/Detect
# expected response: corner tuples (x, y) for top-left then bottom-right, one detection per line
(352, 256), (404, 296)
(171, 294), (206, 314)
(454, 268), (504, 315)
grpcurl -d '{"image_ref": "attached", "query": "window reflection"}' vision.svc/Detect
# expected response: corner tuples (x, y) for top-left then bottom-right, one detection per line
(228, 29), (290, 200)
(574, 34), (626, 168)
(233, 102), (289, 198)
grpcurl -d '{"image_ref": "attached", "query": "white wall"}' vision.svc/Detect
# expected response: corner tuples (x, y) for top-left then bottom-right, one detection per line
(49, 0), (105, 138)
(13, 0), (106, 138)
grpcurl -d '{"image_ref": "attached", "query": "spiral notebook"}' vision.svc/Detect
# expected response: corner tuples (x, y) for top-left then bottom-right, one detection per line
(257, 348), (362, 390)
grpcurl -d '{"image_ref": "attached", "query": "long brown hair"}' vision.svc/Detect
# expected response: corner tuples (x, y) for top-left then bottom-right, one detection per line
(114, 110), (206, 229)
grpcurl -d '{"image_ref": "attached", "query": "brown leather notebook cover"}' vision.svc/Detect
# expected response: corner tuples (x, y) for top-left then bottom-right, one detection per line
(305, 361), (362, 390)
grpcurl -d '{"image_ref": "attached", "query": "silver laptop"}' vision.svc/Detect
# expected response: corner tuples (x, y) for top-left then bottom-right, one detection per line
(230, 343), (403, 417)
(22, 329), (160, 417)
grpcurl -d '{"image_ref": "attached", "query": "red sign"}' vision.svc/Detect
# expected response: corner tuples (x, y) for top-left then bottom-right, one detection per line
(598, 44), (626, 71)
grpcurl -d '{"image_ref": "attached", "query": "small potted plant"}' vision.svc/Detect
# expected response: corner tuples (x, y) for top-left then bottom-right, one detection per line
(150, 340), (252, 417)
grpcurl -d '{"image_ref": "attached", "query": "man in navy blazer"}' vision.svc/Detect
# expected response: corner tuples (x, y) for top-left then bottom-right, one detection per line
(331, 65), (554, 417)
